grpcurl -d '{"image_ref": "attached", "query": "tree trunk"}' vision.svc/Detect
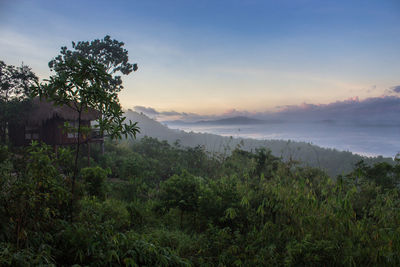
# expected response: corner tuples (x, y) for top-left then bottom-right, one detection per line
(87, 142), (90, 166)
(180, 210), (184, 229)
(0, 121), (6, 144)
(70, 110), (82, 221)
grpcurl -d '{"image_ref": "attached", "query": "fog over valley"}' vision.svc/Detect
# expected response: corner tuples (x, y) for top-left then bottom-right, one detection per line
(133, 95), (400, 158)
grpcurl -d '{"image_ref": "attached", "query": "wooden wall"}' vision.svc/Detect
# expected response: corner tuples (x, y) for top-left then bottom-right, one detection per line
(9, 118), (95, 147)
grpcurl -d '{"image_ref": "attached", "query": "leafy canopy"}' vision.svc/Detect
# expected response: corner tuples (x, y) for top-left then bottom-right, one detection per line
(49, 35), (138, 91)
(0, 60), (37, 103)
(0, 61), (37, 143)
(33, 36), (139, 139)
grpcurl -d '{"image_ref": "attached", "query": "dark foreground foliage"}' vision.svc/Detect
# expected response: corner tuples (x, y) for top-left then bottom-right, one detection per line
(1, 138), (400, 266)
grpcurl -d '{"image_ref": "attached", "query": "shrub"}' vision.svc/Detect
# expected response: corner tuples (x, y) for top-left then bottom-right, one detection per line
(80, 166), (110, 199)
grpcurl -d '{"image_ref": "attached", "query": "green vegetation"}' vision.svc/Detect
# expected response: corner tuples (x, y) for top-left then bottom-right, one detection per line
(1, 36), (399, 266)
(1, 138), (400, 266)
(0, 60), (37, 143)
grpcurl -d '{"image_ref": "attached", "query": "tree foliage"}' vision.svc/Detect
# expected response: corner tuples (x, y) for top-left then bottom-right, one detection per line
(35, 50), (139, 140)
(31, 36), (140, 215)
(2, 138), (400, 265)
(0, 61), (37, 143)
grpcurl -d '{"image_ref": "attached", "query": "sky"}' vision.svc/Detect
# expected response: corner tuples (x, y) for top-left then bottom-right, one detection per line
(1, 0), (400, 116)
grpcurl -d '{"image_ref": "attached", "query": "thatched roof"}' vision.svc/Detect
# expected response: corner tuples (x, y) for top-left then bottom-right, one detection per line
(26, 97), (101, 125)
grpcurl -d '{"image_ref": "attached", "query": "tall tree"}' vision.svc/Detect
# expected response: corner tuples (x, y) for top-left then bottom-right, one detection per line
(159, 171), (201, 228)
(46, 35), (139, 139)
(32, 36), (139, 218)
(48, 35), (138, 90)
(0, 61), (38, 143)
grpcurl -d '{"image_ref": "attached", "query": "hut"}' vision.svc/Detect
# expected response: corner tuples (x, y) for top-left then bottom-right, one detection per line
(9, 97), (103, 154)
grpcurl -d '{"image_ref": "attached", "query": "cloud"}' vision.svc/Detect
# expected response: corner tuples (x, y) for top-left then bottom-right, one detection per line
(134, 96), (400, 125)
(133, 106), (199, 120)
(161, 111), (183, 116)
(133, 106), (160, 115)
(267, 96), (400, 124)
(391, 85), (400, 93)
(367, 85), (377, 93)
(384, 85), (400, 95)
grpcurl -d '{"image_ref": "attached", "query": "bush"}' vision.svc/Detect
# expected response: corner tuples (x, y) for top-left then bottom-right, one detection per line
(80, 166), (110, 199)
(78, 197), (130, 231)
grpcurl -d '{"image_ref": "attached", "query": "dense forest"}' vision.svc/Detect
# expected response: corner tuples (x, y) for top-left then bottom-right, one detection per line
(1, 36), (400, 266)
(1, 138), (400, 266)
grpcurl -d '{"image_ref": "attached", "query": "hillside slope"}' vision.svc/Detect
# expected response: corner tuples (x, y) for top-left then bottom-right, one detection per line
(125, 110), (392, 176)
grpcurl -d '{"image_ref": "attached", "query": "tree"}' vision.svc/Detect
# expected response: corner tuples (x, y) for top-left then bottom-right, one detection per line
(44, 35), (139, 139)
(159, 171), (201, 228)
(48, 35), (137, 93)
(32, 36), (139, 218)
(0, 142), (70, 248)
(81, 166), (110, 199)
(0, 61), (38, 143)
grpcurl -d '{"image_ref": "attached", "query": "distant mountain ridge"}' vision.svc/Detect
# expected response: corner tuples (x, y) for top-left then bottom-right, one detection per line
(166, 116), (283, 125)
(166, 116), (264, 125)
(196, 116), (268, 125)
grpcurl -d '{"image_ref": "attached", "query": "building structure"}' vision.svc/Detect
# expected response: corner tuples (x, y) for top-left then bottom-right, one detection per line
(9, 97), (103, 161)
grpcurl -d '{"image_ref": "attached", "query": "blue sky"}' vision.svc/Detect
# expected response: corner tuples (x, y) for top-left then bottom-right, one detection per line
(1, 0), (399, 114)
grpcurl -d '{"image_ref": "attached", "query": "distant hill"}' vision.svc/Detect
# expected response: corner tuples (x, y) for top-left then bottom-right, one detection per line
(194, 116), (266, 125)
(166, 116), (283, 125)
(124, 110), (393, 177)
